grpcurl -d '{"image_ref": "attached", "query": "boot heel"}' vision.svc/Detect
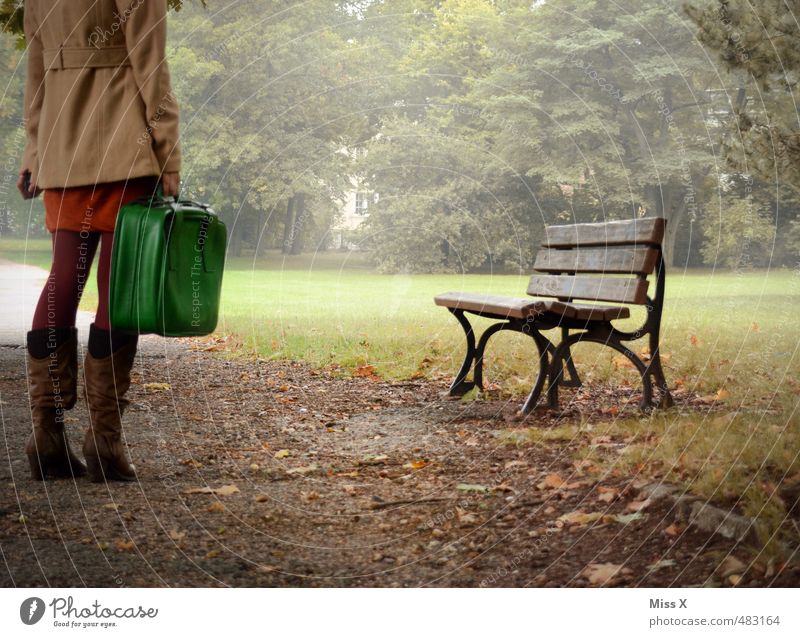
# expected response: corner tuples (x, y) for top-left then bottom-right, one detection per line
(28, 455), (44, 481)
(85, 456), (109, 483)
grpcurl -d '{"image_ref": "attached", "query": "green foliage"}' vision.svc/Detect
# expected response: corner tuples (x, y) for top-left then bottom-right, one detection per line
(701, 196), (776, 268)
(684, 0), (800, 191)
(352, 0), (724, 271)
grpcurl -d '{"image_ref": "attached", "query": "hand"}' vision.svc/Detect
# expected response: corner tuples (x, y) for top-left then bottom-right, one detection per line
(17, 169), (42, 199)
(161, 172), (180, 198)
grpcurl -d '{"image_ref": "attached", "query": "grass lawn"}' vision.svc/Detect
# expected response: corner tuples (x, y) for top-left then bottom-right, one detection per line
(4, 240), (799, 553)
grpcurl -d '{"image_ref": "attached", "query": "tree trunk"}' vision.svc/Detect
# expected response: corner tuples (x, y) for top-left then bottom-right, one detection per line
(282, 195), (295, 254)
(255, 209), (267, 257)
(229, 219), (244, 257)
(289, 192), (307, 255)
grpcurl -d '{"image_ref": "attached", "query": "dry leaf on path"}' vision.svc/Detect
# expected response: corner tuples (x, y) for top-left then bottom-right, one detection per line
(184, 484), (240, 497)
(717, 556), (747, 578)
(647, 559), (676, 572)
(626, 498), (652, 512)
(537, 473), (566, 490)
(603, 512), (644, 525)
(114, 539), (135, 552)
(596, 486), (619, 503)
(663, 523), (683, 537)
(558, 511), (604, 526)
(286, 464), (318, 475)
(457, 483), (489, 493)
(274, 449), (290, 459)
(582, 562), (631, 585)
(143, 382), (171, 391)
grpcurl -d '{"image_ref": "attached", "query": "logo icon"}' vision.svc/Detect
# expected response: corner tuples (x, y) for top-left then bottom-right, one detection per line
(20, 597), (45, 625)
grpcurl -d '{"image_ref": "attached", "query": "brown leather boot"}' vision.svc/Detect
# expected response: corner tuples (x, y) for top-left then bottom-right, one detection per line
(82, 323), (139, 482)
(25, 327), (87, 480)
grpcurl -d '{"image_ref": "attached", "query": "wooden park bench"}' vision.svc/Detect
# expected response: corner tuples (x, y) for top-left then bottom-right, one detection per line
(434, 217), (672, 413)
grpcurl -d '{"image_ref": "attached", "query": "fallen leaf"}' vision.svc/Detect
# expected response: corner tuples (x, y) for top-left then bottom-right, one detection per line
(354, 364), (377, 377)
(302, 490), (320, 501)
(358, 454), (388, 466)
(286, 464), (318, 475)
(184, 484), (240, 497)
(663, 523), (683, 537)
(457, 483), (490, 493)
(274, 449), (290, 459)
(254, 494), (269, 503)
(207, 502), (225, 513)
(750, 322), (760, 333)
(490, 484), (515, 493)
(457, 508), (478, 524)
(143, 382), (171, 391)
(596, 486), (619, 503)
(608, 512), (644, 525)
(626, 498), (652, 512)
(717, 555), (746, 578)
(728, 574), (742, 586)
(402, 460), (429, 470)
(582, 562), (631, 586)
(647, 559), (676, 572)
(102, 503), (120, 510)
(690, 335), (700, 347)
(169, 529), (186, 541)
(114, 539), (135, 552)
(537, 473), (566, 490)
(558, 511), (605, 525)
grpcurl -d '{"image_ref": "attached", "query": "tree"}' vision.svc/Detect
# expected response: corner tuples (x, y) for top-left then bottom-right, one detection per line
(157, 0), (359, 256)
(684, 0), (800, 190)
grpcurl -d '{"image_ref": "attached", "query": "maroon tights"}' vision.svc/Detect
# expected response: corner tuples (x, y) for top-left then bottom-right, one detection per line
(32, 230), (114, 331)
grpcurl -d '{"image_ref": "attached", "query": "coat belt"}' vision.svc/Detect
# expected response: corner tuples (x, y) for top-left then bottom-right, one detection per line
(43, 46), (131, 71)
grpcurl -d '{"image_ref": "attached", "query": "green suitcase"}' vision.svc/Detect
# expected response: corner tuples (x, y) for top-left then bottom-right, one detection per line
(109, 193), (227, 336)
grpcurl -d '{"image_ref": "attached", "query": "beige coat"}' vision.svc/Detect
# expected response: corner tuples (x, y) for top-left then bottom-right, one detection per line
(21, 0), (181, 189)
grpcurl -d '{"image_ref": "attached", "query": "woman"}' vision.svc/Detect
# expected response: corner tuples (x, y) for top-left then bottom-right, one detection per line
(17, 0), (181, 482)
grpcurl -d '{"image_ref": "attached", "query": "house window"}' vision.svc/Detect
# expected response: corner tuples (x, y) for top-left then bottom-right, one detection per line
(354, 191), (371, 216)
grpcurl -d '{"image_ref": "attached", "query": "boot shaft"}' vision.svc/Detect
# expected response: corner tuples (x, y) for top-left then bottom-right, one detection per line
(26, 327), (78, 416)
(83, 323), (139, 435)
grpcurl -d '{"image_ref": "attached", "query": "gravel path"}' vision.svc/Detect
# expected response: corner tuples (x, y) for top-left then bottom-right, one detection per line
(1, 261), (796, 587)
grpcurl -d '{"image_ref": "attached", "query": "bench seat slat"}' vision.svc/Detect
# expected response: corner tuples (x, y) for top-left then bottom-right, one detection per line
(526, 274), (649, 305)
(544, 217), (665, 248)
(434, 292), (630, 321)
(534, 247), (658, 275)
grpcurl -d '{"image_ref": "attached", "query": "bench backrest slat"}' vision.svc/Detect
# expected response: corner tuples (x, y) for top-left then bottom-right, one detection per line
(533, 246), (658, 275)
(543, 217), (665, 248)
(526, 274), (649, 305)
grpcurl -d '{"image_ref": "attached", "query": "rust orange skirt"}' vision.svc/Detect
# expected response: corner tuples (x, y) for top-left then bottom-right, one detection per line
(43, 176), (160, 233)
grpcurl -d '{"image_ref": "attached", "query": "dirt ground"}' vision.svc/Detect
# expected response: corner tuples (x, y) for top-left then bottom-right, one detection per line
(1, 337), (798, 588)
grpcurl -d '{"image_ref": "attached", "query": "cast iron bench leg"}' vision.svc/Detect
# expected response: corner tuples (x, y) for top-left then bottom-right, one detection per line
(520, 328), (554, 413)
(447, 309), (477, 396)
(559, 327), (583, 388)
